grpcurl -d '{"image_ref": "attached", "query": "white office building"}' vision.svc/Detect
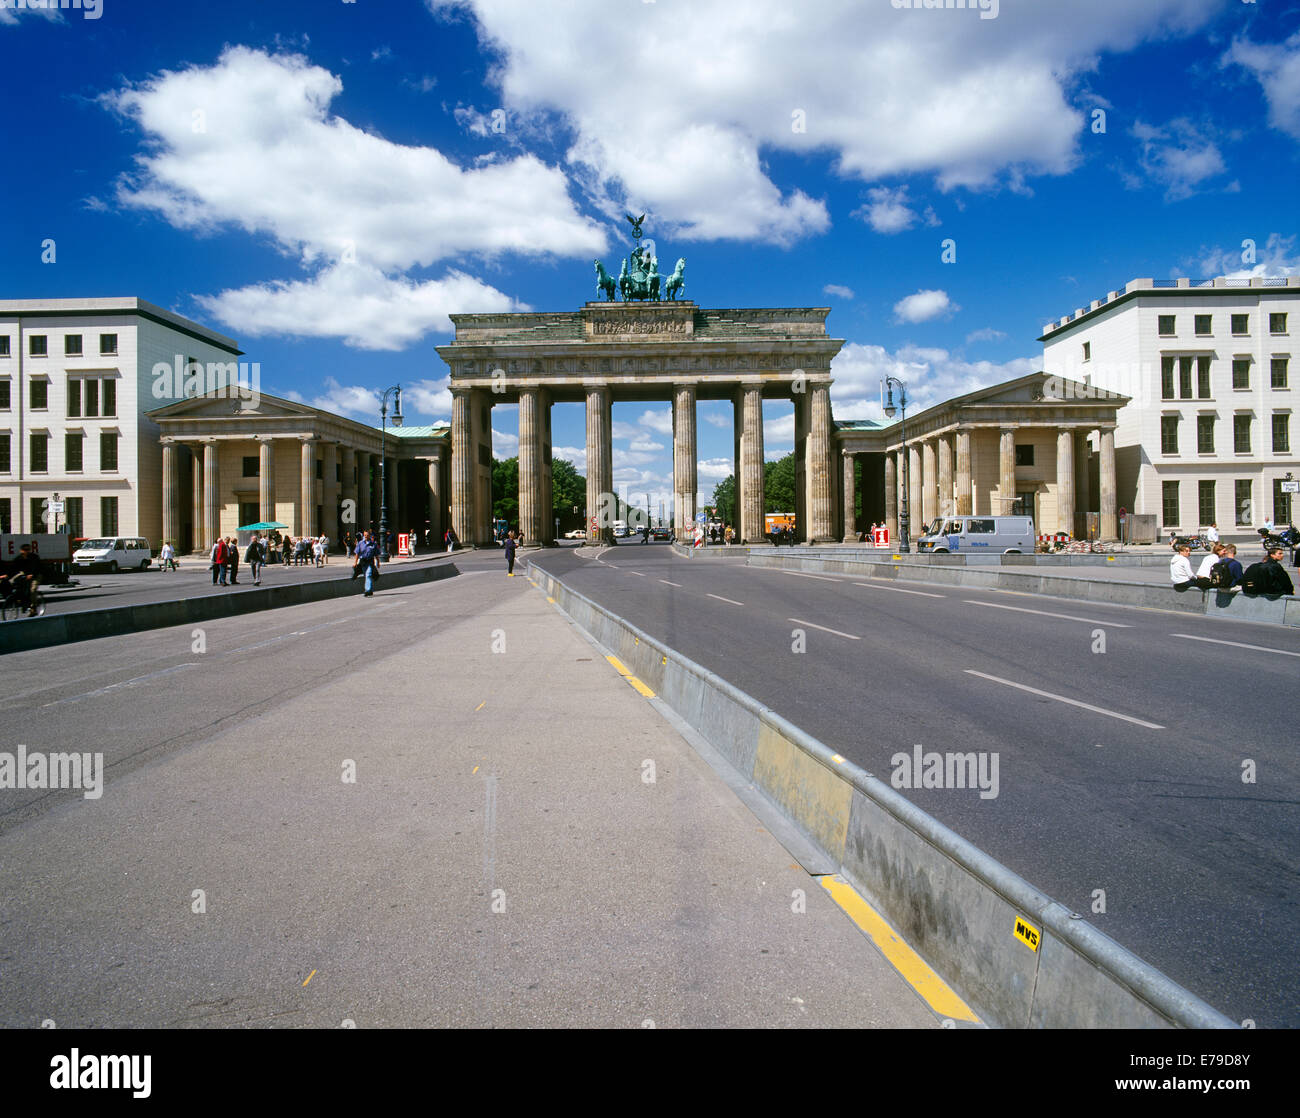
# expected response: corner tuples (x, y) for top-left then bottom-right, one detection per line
(1040, 276), (1300, 535)
(0, 298), (244, 541)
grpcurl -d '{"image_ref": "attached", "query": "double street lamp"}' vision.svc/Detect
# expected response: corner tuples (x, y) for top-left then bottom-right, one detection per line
(378, 384), (403, 561)
(882, 376), (911, 554)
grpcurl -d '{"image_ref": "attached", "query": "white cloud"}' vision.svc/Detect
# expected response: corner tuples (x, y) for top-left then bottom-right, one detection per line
(0, 3), (62, 25)
(197, 263), (525, 351)
(371, 45), (393, 62)
(1128, 118), (1227, 201)
(1189, 233), (1300, 281)
(611, 420), (640, 440)
(552, 445), (587, 473)
(404, 376), (454, 419)
(853, 186), (922, 234)
(310, 378), (380, 420)
(701, 410), (731, 428)
(823, 284), (855, 300)
(1223, 32), (1300, 142)
(628, 437), (664, 453)
(893, 289), (958, 324)
(492, 428), (519, 458)
(697, 458), (734, 481)
(430, 0), (1222, 240)
(637, 408), (673, 436)
(965, 327), (1008, 344)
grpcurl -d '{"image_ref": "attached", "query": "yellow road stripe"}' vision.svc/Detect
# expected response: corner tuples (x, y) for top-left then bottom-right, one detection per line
(820, 875), (979, 1023)
(475, 701), (486, 712)
(605, 655), (656, 698)
(302, 969), (317, 987)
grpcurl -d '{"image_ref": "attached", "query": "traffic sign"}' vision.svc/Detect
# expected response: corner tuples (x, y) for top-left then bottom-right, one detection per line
(695, 512), (706, 523)
(1281, 481), (1299, 494)
(47, 501), (64, 514)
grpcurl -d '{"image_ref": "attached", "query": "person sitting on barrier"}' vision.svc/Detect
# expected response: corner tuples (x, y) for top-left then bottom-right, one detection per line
(1170, 544), (1210, 591)
(1209, 543), (1244, 589)
(1195, 542), (1226, 583)
(1241, 546), (1295, 596)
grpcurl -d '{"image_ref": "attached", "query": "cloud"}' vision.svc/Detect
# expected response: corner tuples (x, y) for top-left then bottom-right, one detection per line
(552, 445), (587, 473)
(637, 408), (673, 436)
(1222, 32), (1300, 142)
(893, 289), (958, 324)
(853, 186), (925, 234)
(196, 263), (525, 351)
(404, 376), (454, 419)
(628, 437), (664, 452)
(823, 284), (855, 300)
(309, 377), (380, 420)
(697, 458), (734, 481)
(965, 327), (1008, 344)
(430, 0), (1222, 241)
(492, 428), (519, 458)
(1187, 232), (1300, 281)
(1128, 118), (1228, 201)
(0, 2), (62, 25)
(371, 45), (393, 62)
(701, 410), (731, 428)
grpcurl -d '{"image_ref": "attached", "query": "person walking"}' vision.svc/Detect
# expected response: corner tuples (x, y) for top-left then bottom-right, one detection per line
(160, 540), (177, 571)
(353, 529), (380, 596)
(245, 535), (265, 585)
(504, 529), (518, 576)
(226, 536), (241, 585)
(211, 537), (228, 586)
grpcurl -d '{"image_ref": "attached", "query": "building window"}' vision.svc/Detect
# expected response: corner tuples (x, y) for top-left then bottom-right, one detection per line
(0, 498), (9, 533)
(1231, 314), (1249, 336)
(0, 335), (9, 356)
(1232, 358), (1251, 390)
(102, 378), (116, 417)
(1082, 341), (1091, 362)
(1162, 481), (1180, 527)
(65, 496), (83, 537)
(1235, 479), (1253, 525)
(99, 333), (117, 356)
(1272, 412), (1290, 454)
(29, 334), (47, 357)
(31, 432), (48, 472)
(101, 495), (119, 535)
(100, 431), (119, 472)
(1271, 357), (1289, 389)
(315, 460), (323, 480)
(31, 497), (47, 531)
(64, 334), (83, 356)
(1161, 415), (1179, 455)
(1197, 415), (1215, 454)
(67, 379), (81, 418)
(66, 432), (83, 472)
(1161, 356), (1175, 399)
(1197, 356), (1211, 398)
(242, 455), (259, 477)
(1275, 479), (1294, 524)
(1194, 314), (1212, 336)
(85, 379), (99, 417)
(0, 380), (9, 409)
(1014, 444), (1034, 466)
(1179, 356), (1194, 399)
(1269, 312), (1288, 335)
(0, 432), (9, 472)
(1234, 414), (1252, 454)
(1198, 480), (1215, 526)
(1158, 315), (1176, 337)
(31, 380), (48, 410)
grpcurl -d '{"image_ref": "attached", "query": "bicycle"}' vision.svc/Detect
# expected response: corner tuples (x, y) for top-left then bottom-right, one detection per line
(0, 580), (45, 621)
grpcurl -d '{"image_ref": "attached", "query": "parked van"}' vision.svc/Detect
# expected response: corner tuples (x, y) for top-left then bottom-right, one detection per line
(612, 520), (629, 538)
(917, 516), (1034, 554)
(72, 537), (152, 572)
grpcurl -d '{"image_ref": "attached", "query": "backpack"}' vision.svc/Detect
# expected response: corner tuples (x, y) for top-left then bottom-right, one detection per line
(1241, 561), (1268, 595)
(1208, 560), (1234, 589)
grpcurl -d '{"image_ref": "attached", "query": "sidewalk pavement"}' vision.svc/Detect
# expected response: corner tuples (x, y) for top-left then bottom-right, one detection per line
(0, 570), (938, 1028)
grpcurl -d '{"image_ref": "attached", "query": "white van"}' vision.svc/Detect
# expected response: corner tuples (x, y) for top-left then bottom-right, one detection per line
(73, 537), (152, 572)
(917, 516), (1034, 554)
(612, 520), (629, 538)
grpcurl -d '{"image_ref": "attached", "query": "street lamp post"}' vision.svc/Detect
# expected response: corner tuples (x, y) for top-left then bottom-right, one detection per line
(882, 376), (911, 554)
(378, 385), (403, 561)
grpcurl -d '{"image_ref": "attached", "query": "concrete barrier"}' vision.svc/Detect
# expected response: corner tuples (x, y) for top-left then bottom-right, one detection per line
(747, 550), (1299, 627)
(528, 562), (1236, 1030)
(0, 562), (459, 656)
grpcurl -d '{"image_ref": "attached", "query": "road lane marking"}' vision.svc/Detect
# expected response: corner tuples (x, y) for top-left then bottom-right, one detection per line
(853, 582), (946, 599)
(475, 701), (486, 712)
(302, 970), (317, 987)
(788, 618), (860, 640)
(659, 579), (682, 587)
(1171, 633), (1300, 658)
(964, 600), (1132, 627)
(605, 655), (655, 698)
(963, 670), (1165, 729)
(707, 593), (745, 606)
(42, 663), (198, 708)
(771, 570), (839, 582)
(628, 571), (646, 577)
(820, 875), (979, 1023)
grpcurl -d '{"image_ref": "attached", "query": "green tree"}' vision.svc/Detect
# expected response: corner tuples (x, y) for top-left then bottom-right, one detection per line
(492, 457), (518, 524)
(550, 458), (587, 532)
(764, 452), (796, 513)
(712, 474), (736, 527)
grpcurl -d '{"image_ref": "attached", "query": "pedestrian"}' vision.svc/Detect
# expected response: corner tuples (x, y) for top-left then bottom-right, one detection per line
(319, 533), (330, 565)
(1170, 543), (1209, 591)
(211, 537), (228, 586)
(1195, 543), (1225, 583)
(1242, 546), (1295, 596)
(1210, 543), (1244, 589)
(226, 537), (240, 585)
(160, 540), (177, 571)
(505, 529), (518, 576)
(353, 529), (380, 596)
(1205, 522), (1219, 546)
(245, 535), (264, 585)
(313, 536), (325, 567)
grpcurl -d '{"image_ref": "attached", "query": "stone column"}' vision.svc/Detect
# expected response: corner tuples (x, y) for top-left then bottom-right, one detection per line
(357, 451), (372, 534)
(203, 440), (219, 548)
(808, 383), (835, 542)
(1074, 431), (1090, 525)
(162, 441), (180, 549)
(452, 391), (473, 545)
(955, 431), (972, 516)
(841, 453), (858, 541)
(300, 438), (317, 538)
(541, 397), (553, 544)
(427, 452), (444, 547)
(922, 439), (938, 526)
(938, 435), (954, 517)
(519, 386), (544, 545)
(1099, 428), (1118, 540)
(907, 443), (922, 536)
(739, 384), (765, 542)
(190, 445), (204, 553)
(383, 455), (399, 541)
(673, 383), (697, 535)
(340, 446), (357, 537)
(585, 386), (613, 544)
(884, 452), (898, 542)
(794, 393), (808, 540)
(321, 441), (338, 542)
(258, 437), (275, 525)
(999, 428), (1017, 512)
(1055, 429), (1075, 537)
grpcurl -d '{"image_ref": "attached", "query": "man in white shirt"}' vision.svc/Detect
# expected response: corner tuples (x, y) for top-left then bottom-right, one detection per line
(1204, 523), (1219, 545)
(159, 541), (177, 571)
(1171, 544), (1209, 590)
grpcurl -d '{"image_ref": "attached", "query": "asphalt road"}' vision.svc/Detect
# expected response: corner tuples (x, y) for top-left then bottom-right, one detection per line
(528, 544), (1300, 1028)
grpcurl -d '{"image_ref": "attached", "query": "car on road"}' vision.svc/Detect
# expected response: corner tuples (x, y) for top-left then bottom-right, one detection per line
(652, 526), (672, 541)
(917, 516), (1033, 554)
(72, 537), (152, 572)
(563, 528), (587, 540)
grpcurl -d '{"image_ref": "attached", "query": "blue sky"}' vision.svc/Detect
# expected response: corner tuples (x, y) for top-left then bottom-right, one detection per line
(3, 0), (1299, 511)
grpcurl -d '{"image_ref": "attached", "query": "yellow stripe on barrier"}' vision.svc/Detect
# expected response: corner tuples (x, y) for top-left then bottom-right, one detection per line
(605, 655), (655, 698)
(820, 874), (979, 1023)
